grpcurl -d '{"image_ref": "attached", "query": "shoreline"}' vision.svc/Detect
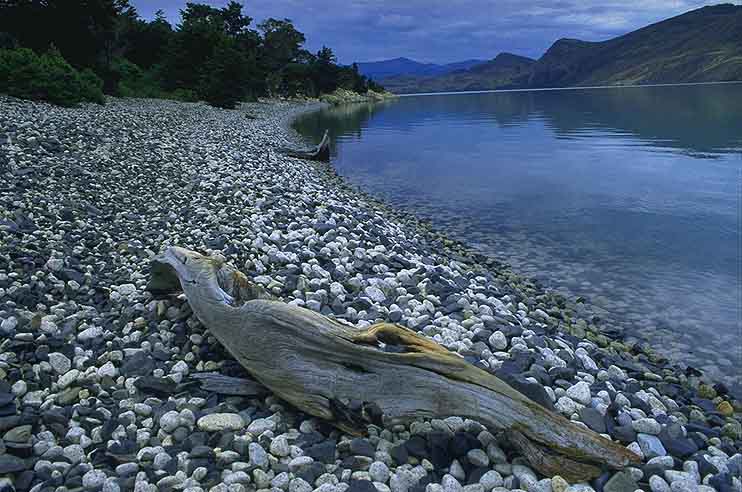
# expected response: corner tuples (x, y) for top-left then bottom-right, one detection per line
(0, 95), (740, 492)
(284, 98), (741, 397)
(396, 80), (742, 97)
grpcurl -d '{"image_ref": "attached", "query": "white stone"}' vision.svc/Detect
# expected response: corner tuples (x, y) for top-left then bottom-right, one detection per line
(98, 361), (118, 378)
(118, 283), (137, 296)
(83, 469), (107, 490)
(566, 381), (592, 405)
(556, 396), (581, 415)
(633, 418), (662, 435)
(479, 471), (503, 491)
(488, 332), (507, 351)
(270, 435), (291, 457)
(442, 475), (463, 492)
(247, 418), (276, 434)
(197, 413), (245, 432)
(369, 462), (390, 483)
(48, 353), (71, 374)
(290, 478), (313, 492)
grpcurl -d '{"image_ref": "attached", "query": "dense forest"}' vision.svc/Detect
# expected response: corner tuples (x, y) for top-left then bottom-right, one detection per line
(0, 0), (385, 108)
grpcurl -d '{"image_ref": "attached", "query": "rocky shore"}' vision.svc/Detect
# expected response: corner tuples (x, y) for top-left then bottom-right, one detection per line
(0, 95), (740, 492)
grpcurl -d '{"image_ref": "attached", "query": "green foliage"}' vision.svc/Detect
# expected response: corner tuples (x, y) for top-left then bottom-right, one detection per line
(112, 58), (163, 98)
(0, 47), (104, 106)
(0, 1), (386, 108)
(199, 39), (250, 108)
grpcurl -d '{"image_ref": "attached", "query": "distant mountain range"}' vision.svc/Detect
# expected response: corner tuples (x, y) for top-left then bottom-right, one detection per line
(363, 4), (742, 94)
(356, 57), (487, 80)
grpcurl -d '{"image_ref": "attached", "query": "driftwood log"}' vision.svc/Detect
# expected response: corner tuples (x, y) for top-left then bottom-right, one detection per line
(280, 129), (330, 161)
(147, 247), (640, 481)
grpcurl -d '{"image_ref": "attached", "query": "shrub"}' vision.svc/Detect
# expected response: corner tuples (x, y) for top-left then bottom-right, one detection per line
(0, 47), (104, 106)
(112, 57), (163, 98)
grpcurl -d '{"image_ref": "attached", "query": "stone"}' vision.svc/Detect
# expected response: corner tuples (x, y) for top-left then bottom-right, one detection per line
(579, 407), (606, 434)
(364, 286), (386, 303)
(83, 469), (107, 490)
(637, 433), (667, 459)
(551, 476), (568, 492)
(0, 454), (26, 474)
(63, 444), (86, 464)
(556, 396), (580, 415)
(442, 475), (463, 492)
(78, 325), (103, 342)
(633, 418), (662, 435)
(48, 352), (71, 374)
(566, 381), (592, 405)
(247, 418), (276, 434)
(479, 471), (503, 491)
(98, 361), (118, 378)
(369, 462), (390, 483)
(349, 480), (378, 492)
(290, 479), (314, 492)
(3, 425), (31, 443)
(117, 283), (137, 296)
(271, 435), (291, 457)
(649, 476), (671, 492)
(249, 442), (269, 468)
(197, 413), (245, 432)
(603, 471), (638, 492)
(465, 448), (488, 468)
(350, 438), (377, 458)
(717, 401), (733, 417)
(488, 332), (507, 351)
(160, 411), (181, 433)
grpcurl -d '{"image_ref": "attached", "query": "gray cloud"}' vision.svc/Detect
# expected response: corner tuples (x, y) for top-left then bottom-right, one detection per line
(130, 0), (741, 63)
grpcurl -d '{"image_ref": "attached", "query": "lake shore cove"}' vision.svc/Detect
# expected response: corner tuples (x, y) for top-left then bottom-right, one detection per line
(0, 95), (740, 492)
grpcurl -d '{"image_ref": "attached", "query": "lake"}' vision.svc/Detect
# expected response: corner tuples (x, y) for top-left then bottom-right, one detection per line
(293, 84), (742, 392)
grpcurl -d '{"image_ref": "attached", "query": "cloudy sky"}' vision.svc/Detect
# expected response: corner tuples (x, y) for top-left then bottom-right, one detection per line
(130, 0), (740, 64)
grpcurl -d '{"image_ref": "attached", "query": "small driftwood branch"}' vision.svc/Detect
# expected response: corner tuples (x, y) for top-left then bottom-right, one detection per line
(147, 247), (640, 481)
(280, 129), (330, 161)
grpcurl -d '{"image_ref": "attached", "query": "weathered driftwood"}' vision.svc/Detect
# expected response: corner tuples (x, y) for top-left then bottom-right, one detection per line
(280, 129), (330, 161)
(189, 372), (267, 396)
(147, 247), (640, 481)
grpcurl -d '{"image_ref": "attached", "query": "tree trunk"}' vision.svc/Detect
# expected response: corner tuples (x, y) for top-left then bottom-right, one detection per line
(147, 247), (640, 482)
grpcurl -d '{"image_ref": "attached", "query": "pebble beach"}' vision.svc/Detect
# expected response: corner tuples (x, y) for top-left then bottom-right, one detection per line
(0, 96), (740, 492)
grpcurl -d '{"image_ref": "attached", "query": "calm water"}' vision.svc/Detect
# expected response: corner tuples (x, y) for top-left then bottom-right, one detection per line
(294, 84), (742, 390)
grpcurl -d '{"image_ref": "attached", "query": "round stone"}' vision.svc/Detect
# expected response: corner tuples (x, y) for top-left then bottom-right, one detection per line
(369, 461), (390, 483)
(467, 449), (489, 468)
(479, 471), (503, 491)
(488, 332), (507, 351)
(160, 411), (181, 433)
(83, 469), (107, 490)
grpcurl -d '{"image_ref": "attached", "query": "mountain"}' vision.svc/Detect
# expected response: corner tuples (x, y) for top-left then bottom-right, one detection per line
(528, 4), (742, 87)
(380, 53), (535, 94)
(356, 57), (487, 80)
(377, 4), (742, 94)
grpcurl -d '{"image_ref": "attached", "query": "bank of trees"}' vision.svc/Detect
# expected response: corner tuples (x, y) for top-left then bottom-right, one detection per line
(0, 0), (384, 108)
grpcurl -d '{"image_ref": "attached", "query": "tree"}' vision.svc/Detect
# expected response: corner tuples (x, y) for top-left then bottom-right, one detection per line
(200, 38), (249, 108)
(312, 46), (339, 95)
(258, 18), (306, 70)
(119, 10), (173, 70)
